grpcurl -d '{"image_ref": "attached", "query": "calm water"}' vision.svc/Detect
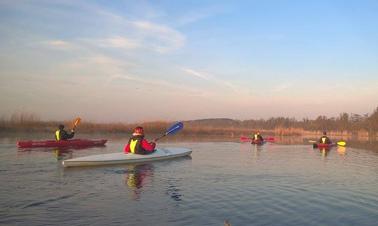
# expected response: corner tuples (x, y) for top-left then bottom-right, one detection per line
(1, 135), (378, 226)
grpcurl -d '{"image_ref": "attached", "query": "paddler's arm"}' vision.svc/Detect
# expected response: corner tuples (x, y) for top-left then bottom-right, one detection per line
(141, 139), (156, 152)
(61, 130), (74, 140)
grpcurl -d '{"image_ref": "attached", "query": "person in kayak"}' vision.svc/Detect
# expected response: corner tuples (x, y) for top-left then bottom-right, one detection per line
(124, 126), (156, 155)
(319, 131), (332, 144)
(252, 131), (264, 142)
(55, 124), (75, 141)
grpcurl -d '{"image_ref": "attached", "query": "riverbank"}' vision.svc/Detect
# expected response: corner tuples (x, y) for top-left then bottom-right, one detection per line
(2, 107), (378, 138)
(1, 121), (377, 140)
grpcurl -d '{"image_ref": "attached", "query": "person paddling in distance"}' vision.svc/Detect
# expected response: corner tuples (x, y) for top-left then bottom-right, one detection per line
(252, 131), (264, 142)
(55, 124), (75, 141)
(319, 131), (332, 144)
(124, 126), (156, 155)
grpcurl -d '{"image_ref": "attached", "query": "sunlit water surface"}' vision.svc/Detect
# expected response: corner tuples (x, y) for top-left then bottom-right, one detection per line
(1, 135), (378, 226)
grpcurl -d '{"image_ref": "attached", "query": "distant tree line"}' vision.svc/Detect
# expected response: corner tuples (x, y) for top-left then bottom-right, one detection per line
(1, 107), (378, 137)
(242, 107), (378, 132)
(179, 106), (378, 137)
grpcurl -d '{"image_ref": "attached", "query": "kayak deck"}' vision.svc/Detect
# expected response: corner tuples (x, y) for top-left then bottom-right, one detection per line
(313, 143), (336, 149)
(251, 140), (266, 145)
(17, 139), (107, 148)
(62, 147), (192, 167)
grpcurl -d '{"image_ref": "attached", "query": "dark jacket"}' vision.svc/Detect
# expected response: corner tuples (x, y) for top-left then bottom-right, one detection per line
(55, 129), (75, 141)
(319, 135), (332, 144)
(253, 134), (264, 141)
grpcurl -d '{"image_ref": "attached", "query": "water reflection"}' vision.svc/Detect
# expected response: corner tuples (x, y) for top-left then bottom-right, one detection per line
(337, 146), (346, 156)
(18, 147), (84, 161)
(53, 149), (73, 160)
(315, 146), (348, 159)
(251, 143), (264, 159)
(17, 145), (107, 161)
(319, 148), (330, 158)
(124, 164), (154, 200)
(165, 182), (183, 202)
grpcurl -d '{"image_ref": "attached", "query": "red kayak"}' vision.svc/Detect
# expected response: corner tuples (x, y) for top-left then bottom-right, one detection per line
(313, 143), (336, 149)
(251, 140), (266, 145)
(17, 139), (107, 148)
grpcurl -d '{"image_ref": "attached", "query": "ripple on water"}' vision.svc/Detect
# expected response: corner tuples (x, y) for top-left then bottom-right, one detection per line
(1, 141), (378, 226)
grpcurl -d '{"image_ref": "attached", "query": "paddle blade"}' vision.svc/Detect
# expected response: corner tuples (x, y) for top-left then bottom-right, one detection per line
(240, 136), (252, 142)
(308, 140), (317, 143)
(166, 122), (183, 135)
(73, 117), (81, 129)
(337, 141), (346, 147)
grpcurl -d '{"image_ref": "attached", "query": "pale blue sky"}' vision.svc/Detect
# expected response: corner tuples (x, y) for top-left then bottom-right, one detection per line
(0, 0), (377, 122)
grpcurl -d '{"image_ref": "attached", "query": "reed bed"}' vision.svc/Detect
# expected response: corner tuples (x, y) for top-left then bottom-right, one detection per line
(1, 109), (378, 139)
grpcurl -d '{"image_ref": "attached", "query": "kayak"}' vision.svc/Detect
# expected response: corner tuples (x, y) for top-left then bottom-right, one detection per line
(62, 147), (192, 167)
(240, 136), (275, 142)
(313, 143), (336, 149)
(17, 139), (107, 148)
(251, 140), (266, 145)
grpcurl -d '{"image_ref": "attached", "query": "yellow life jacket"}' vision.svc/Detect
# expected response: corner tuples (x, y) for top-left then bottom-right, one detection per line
(128, 135), (145, 154)
(55, 130), (61, 141)
(129, 139), (138, 154)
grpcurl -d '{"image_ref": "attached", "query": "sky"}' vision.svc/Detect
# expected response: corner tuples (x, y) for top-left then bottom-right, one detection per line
(0, 0), (377, 123)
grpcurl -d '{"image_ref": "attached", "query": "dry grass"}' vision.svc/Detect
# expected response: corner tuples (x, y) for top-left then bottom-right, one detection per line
(1, 113), (378, 138)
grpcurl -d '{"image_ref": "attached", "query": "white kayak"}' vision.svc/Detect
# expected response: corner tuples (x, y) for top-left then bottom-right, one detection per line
(62, 147), (192, 167)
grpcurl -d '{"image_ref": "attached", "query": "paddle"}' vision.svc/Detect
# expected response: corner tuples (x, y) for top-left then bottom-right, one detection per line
(308, 140), (346, 147)
(336, 141), (346, 147)
(240, 136), (252, 142)
(72, 117), (81, 131)
(154, 122), (184, 142)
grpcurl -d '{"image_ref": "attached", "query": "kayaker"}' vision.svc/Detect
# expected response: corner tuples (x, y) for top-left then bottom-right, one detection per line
(55, 124), (75, 141)
(319, 131), (332, 144)
(124, 126), (156, 155)
(252, 131), (264, 142)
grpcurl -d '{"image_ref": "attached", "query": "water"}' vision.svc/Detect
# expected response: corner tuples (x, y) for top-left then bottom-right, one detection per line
(1, 135), (378, 226)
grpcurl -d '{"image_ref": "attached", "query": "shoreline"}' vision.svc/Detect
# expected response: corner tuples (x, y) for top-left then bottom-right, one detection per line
(1, 126), (377, 139)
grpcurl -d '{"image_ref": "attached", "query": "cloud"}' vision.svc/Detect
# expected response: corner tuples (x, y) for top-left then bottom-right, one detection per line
(60, 54), (133, 81)
(19, 1), (186, 55)
(76, 20), (185, 54)
(182, 68), (210, 80)
(96, 36), (141, 49)
(131, 20), (186, 53)
(175, 5), (229, 26)
(45, 40), (74, 50)
(182, 67), (244, 95)
(108, 73), (207, 96)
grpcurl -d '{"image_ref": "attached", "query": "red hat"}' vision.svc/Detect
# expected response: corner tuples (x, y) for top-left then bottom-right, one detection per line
(133, 126), (144, 135)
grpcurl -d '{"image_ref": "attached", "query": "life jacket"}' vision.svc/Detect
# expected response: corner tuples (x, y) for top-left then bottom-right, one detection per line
(128, 135), (145, 154)
(55, 130), (61, 141)
(321, 137), (326, 144)
(254, 134), (258, 140)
